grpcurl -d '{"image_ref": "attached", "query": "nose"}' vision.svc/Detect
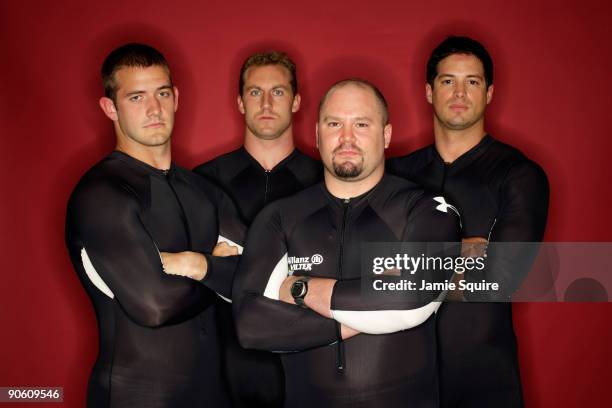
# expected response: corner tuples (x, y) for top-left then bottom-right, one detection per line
(453, 81), (465, 98)
(261, 91), (273, 110)
(147, 96), (162, 117)
(339, 123), (356, 143)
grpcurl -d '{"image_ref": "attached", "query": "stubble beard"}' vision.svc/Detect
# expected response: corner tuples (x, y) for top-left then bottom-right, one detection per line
(246, 114), (292, 141)
(433, 99), (486, 131)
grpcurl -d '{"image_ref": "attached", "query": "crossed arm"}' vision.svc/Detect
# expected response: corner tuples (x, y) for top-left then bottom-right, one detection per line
(232, 195), (461, 352)
(66, 181), (217, 327)
(461, 162), (550, 300)
(159, 183), (247, 299)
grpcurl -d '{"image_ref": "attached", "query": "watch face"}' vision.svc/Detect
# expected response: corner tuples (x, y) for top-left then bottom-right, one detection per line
(291, 280), (306, 298)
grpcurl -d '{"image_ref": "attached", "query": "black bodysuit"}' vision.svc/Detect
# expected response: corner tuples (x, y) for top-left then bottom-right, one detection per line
(65, 151), (245, 408)
(233, 175), (461, 407)
(387, 135), (549, 407)
(194, 147), (321, 407)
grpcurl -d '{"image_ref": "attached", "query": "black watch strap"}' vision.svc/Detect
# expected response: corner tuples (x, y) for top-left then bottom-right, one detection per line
(291, 276), (311, 307)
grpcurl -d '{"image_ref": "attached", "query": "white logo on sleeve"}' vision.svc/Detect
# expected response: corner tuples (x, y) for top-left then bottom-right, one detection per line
(434, 196), (460, 217)
(288, 254), (324, 271)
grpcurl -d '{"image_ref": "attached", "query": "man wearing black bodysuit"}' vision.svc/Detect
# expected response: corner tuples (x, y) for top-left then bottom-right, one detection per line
(387, 36), (549, 407)
(233, 79), (461, 407)
(65, 44), (244, 407)
(192, 51), (321, 408)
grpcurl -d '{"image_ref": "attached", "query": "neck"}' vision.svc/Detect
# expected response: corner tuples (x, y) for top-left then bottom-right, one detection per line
(115, 138), (171, 170)
(244, 128), (295, 170)
(324, 165), (384, 200)
(433, 120), (486, 163)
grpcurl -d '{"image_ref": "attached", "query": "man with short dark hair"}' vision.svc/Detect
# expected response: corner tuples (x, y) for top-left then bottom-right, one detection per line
(233, 79), (461, 407)
(193, 51), (321, 407)
(65, 43), (244, 407)
(388, 36), (549, 407)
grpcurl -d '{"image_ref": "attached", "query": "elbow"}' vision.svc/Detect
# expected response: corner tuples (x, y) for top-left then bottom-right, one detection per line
(233, 295), (280, 351)
(126, 291), (207, 328)
(234, 308), (268, 350)
(128, 302), (177, 328)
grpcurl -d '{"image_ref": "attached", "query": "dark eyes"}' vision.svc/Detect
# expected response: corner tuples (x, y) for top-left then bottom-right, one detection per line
(326, 122), (369, 128)
(249, 89), (284, 97)
(128, 90), (171, 102)
(440, 79), (480, 86)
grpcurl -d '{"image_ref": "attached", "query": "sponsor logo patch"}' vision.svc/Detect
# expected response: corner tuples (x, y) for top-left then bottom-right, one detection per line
(288, 254), (324, 272)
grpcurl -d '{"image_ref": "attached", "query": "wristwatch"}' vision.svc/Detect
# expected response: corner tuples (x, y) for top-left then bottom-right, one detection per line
(290, 277), (311, 307)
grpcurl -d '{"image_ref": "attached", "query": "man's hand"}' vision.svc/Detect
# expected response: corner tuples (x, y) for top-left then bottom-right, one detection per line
(446, 237), (489, 301)
(341, 324), (359, 340)
(212, 241), (239, 257)
(461, 236), (488, 257)
(160, 251), (208, 281)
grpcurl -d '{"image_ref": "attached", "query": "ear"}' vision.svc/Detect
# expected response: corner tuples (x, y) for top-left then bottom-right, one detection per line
(99, 97), (118, 121)
(237, 95), (245, 114)
(425, 83), (433, 104)
(291, 93), (301, 113)
(486, 84), (494, 104)
(383, 123), (392, 149)
(315, 122), (320, 148)
(173, 86), (179, 112)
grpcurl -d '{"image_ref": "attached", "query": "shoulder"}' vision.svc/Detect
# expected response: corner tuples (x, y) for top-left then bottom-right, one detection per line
(488, 138), (548, 187)
(193, 147), (245, 180)
(375, 174), (426, 206)
(386, 144), (434, 176)
(175, 165), (228, 202)
(372, 176), (461, 241)
(67, 158), (144, 224)
(291, 149), (320, 167)
(70, 157), (138, 202)
(252, 182), (326, 227)
(382, 175), (458, 219)
(287, 149), (323, 184)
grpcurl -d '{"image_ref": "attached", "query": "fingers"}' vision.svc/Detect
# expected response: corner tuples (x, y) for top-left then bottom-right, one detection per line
(160, 251), (207, 280)
(160, 252), (181, 276)
(340, 324), (360, 340)
(213, 241), (239, 257)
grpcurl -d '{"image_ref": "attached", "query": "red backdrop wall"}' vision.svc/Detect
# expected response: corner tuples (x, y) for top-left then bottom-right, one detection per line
(1, 0), (611, 406)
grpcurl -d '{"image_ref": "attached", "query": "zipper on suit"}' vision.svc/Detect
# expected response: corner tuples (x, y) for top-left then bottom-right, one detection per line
(335, 198), (350, 372)
(264, 170), (271, 204)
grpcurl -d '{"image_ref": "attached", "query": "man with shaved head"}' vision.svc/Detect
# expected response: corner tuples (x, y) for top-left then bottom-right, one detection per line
(232, 79), (461, 406)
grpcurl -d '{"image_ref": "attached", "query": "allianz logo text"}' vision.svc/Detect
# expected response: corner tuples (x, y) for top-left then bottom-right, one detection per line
(288, 254), (324, 271)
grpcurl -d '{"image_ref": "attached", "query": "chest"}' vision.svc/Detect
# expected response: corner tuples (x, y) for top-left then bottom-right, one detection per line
(143, 176), (218, 253)
(284, 204), (400, 280)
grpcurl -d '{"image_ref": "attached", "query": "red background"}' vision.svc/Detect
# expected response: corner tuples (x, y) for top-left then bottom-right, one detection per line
(1, 0), (611, 406)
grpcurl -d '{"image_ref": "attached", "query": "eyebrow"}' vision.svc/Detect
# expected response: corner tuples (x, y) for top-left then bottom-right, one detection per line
(438, 73), (484, 79)
(125, 85), (173, 97)
(245, 84), (290, 90)
(322, 115), (373, 122)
